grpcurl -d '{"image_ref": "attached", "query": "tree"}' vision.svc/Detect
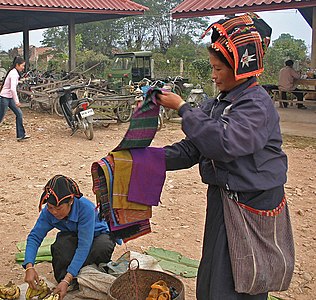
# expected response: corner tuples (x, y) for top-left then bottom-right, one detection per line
(261, 33), (308, 84)
(41, 0), (209, 55)
(140, 0), (208, 53)
(41, 27), (68, 53)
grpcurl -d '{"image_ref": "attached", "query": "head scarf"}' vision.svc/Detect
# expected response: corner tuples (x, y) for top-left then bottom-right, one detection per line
(39, 175), (82, 211)
(201, 13), (272, 80)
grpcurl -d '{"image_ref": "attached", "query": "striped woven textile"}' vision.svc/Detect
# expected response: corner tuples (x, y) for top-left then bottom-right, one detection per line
(91, 159), (111, 222)
(113, 87), (162, 151)
(90, 88), (167, 242)
(91, 156), (152, 243)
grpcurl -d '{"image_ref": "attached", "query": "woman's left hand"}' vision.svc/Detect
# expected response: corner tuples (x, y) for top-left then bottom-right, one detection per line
(53, 281), (68, 300)
(157, 91), (186, 110)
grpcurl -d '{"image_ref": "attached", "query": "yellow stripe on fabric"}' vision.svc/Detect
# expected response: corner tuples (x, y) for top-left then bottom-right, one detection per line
(111, 150), (149, 210)
(100, 164), (111, 197)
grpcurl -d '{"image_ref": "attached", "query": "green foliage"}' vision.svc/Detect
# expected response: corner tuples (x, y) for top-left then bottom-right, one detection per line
(190, 59), (211, 80)
(260, 33), (308, 85)
(41, 27), (68, 53)
(75, 34), (83, 51)
(0, 53), (12, 69)
(76, 50), (110, 77)
(41, 0), (208, 55)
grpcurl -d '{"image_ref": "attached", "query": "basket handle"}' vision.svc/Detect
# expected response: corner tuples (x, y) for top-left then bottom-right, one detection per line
(128, 258), (140, 271)
(157, 291), (171, 300)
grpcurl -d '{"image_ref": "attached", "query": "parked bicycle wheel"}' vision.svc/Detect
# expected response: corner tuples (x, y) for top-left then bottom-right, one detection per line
(18, 83), (32, 103)
(53, 97), (64, 117)
(116, 101), (133, 122)
(38, 101), (52, 112)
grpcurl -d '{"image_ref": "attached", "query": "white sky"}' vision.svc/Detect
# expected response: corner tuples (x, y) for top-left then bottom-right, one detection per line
(0, 9), (312, 52)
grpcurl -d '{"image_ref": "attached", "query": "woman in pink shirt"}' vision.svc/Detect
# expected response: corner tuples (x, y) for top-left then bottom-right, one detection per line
(0, 56), (30, 141)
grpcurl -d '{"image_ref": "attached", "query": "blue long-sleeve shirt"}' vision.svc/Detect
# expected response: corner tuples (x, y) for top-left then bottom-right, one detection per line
(23, 196), (109, 277)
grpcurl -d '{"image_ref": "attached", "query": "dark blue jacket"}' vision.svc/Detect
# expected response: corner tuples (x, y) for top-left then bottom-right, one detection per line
(164, 77), (287, 192)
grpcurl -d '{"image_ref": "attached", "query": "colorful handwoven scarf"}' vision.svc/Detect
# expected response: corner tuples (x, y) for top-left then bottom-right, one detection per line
(110, 150), (149, 211)
(91, 88), (166, 242)
(91, 157), (152, 242)
(113, 87), (162, 151)
(201, 12), (272, 80)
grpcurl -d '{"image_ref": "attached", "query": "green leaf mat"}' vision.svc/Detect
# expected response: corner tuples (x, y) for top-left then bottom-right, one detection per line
(145, 247), (199, 278)
(15, 237), (56, 264)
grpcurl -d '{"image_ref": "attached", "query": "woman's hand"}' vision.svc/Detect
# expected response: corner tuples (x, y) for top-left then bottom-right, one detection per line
(53, 281), (68, 300)
(157, 91), (186, 110)
(24, 267), (40, 290)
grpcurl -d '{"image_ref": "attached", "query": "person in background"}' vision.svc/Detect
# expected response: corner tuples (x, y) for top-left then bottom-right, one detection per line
(278, 59), (307, 109)
(157, 13), (293, 300)
(23, 175), (115, 300)
(0, 56), (30, 140)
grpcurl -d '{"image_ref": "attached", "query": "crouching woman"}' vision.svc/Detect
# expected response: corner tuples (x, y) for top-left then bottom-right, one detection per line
(23, 175), (115, 300)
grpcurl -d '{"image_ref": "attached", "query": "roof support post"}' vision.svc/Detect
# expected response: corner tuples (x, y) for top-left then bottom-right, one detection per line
(68, 15), (76, 72)
(312, 7), (316, 69)
(23, 17), (30, 71)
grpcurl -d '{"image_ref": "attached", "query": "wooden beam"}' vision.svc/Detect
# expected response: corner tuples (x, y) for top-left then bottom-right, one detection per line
(68, 15), (76, 72)
(311, 7), (316, 68)
(23, 16), (30, 71)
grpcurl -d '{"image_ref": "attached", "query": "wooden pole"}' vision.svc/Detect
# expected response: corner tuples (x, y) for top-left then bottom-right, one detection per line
(23, 17), (30, 71)
(311, 7), (316, 69)
(68, 15), (76, 72)
(180, 59), (184, 77)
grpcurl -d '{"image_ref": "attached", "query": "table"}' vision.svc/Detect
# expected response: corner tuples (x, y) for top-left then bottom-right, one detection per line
(295, 78), (316, 100)
(295, 78), (316, 87)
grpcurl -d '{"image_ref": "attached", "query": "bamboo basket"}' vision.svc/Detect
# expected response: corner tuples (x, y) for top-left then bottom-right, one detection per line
(108, 259), (185, 300)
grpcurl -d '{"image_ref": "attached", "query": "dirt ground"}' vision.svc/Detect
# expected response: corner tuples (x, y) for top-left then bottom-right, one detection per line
(0, 107), (315, 300)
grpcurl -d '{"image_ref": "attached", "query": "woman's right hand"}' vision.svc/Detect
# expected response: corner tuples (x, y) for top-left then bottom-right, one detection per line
(24, 267), (40, 290)
(156, 91), (186, 111)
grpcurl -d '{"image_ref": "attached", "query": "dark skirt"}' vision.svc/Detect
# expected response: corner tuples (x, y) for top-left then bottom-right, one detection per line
(51, 232), (115, 282)
(196, 185), (284, 300)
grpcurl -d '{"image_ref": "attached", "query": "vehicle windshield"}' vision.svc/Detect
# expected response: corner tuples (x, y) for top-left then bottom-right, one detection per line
(112, 57), (133, 70)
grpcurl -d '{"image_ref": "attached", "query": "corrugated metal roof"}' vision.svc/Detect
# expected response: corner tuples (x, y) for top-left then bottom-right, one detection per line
(0, 0), (148, 13)
(171, 0), (316, 18)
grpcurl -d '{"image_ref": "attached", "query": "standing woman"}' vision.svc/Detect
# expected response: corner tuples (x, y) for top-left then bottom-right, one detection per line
(0, 56), (30, 141)
(157, 13), (294, 300)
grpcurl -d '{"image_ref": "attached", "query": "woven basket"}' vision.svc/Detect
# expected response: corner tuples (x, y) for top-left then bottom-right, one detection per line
(108, 259), (185, 300)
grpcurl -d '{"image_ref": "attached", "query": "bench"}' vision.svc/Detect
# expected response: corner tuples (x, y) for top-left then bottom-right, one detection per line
(271, 89), (316, 107)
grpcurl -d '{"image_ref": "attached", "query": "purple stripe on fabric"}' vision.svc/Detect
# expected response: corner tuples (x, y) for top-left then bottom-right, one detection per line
(128, 147), (166, 206)
(134, 106), (159, 118)
(124, 128), (157, 139)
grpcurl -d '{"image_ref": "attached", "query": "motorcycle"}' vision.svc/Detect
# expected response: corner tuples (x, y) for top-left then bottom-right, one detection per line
(56, 84), (95, 140)
(183, 83), (208, 108)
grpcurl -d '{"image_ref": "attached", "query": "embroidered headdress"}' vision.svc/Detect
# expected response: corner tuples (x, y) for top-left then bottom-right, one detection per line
(39, 175), (82, 211)
(201, 13), (272, 80)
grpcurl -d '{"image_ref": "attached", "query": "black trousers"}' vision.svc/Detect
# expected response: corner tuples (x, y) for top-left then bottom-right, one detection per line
(51, 232), (115, 282)
(281, 89), (304, 108)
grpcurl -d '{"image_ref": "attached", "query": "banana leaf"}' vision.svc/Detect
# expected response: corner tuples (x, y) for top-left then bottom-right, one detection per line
(15, 237), (55, 264)
(145, 247), (199, 278)
(15, 245), (52, 261)
(16, 237), (56, 251)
